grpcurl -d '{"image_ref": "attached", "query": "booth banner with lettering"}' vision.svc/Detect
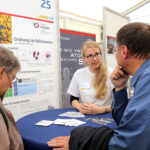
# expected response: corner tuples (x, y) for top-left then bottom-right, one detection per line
(0, 0), (60, 120)
(60, 29), (96, 108)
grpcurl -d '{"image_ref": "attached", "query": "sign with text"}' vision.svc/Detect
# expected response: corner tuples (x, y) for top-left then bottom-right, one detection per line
(60, 29), (96, 108)
(0, 0), (60, 120)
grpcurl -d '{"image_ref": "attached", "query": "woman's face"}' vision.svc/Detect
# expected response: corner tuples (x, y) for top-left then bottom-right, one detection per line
(83, 47), (101, 72)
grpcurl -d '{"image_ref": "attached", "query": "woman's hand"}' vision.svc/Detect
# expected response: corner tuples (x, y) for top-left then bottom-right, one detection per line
(79, 102), (105, 114)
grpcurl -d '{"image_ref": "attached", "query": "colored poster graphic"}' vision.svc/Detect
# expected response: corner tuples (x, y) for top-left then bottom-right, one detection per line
(60, 29), (96, 108)
(5, 78), (37, 97)
(107, 36), (115, 54)
(0, 14), (12, 44)
(0, 0), (60, 120)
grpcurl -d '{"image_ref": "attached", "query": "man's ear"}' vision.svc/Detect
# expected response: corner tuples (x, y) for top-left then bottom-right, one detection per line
(0, 67), (4, 79)
(121, 45), (129, 59)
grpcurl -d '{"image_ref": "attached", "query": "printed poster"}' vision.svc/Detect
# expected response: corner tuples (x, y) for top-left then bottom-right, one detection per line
(0, 0), (60, 120)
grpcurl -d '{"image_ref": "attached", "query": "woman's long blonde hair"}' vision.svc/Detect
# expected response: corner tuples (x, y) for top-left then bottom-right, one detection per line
(81, 40), (108, 99)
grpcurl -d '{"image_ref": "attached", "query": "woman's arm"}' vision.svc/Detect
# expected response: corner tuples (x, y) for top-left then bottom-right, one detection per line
(70, 95), (81, 110)
(80, 103), (111, 114)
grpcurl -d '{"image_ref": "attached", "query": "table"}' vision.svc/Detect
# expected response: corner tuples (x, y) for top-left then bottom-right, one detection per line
(17, 108), (116, 150)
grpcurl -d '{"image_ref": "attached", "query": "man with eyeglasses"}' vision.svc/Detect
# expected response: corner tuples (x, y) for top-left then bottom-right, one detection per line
(48, 22), (150, 150)
(0, 47), (24, 150)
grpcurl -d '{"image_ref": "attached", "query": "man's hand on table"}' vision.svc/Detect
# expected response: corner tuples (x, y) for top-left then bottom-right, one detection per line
(47, 136), (70, 150)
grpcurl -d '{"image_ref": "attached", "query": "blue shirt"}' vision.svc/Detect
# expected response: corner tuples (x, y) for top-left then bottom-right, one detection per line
(109, 59), (150, 150)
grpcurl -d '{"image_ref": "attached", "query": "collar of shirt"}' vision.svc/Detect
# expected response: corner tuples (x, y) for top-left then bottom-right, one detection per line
(131, 58), (150, 87)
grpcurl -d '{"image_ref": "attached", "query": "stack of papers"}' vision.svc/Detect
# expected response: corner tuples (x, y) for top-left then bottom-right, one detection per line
(35, 120), (53, 127)
(35, 111), (86, 127)
(53, 118), (86, 126)
(35, 119), (86, 127)
(58, 111), (85, 118)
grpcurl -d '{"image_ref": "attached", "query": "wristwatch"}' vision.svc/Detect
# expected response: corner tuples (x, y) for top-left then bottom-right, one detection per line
(105, 106), (108, 113)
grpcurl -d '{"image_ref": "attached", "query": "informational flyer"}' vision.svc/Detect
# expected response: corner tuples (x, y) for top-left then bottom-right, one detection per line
(0, 0), (60, 120)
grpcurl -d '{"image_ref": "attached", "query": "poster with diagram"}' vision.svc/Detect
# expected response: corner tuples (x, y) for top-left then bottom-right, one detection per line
(0, 0), (60, 120)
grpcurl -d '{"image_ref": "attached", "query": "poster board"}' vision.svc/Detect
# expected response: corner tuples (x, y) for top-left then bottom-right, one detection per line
(103, 7), (130, 69)
(0, 0), (60, 120)
(60, 29), (96, 108)
(103, 7), (132, 97)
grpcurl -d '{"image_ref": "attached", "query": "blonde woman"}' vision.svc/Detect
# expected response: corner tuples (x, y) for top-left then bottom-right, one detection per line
(67, 40), (113, 114)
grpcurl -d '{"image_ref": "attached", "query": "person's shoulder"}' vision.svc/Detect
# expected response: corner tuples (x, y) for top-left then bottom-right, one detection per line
(74, 67), (88, 74)
(140, 59), (150, 78)
(71, 67), (88, 82)
(142, 66), (150, 79)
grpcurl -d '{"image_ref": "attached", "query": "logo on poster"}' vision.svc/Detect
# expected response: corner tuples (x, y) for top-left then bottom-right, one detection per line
(33, 22), (50, 32)
(33, 22), (39, 29)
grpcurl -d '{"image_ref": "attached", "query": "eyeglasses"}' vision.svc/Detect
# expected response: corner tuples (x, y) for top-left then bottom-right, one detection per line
(13, 77), (19, 83)
(7, 74), (19, 84)
(85, 52), (101, 60)
(2, 67), (19, 84)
